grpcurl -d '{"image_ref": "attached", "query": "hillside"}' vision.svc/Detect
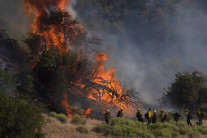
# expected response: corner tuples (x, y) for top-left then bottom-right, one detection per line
(42, 113), (207, 138)
(42, 114), (104, 138)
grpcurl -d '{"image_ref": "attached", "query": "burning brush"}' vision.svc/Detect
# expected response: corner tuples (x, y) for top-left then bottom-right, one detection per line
(23, 0), (137, 118)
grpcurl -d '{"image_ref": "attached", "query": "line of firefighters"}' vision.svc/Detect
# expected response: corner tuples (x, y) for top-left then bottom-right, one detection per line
(104, 108), (205, 126)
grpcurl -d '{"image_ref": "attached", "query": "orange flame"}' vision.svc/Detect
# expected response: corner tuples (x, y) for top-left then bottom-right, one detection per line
(22, 0), (83, 54)
(90, 53), (135, 115)
(85, 108), (92, 117)
(22, 0), (136, 117)
(71, 53), (135, 116)
(61, 93), (73, 118)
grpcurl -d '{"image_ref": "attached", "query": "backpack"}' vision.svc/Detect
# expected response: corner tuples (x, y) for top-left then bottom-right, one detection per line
(189, 114), (193, 119)
(145, 113), (149, 119)
(201, 112), (205, 118)
(164, 113), (167, 120)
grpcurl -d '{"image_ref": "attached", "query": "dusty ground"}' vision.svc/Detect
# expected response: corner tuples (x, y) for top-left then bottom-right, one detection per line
(42, 114), (207, 138)
(42, 114), (106, 138)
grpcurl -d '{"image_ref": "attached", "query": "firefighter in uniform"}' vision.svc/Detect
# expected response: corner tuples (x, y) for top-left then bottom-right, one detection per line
(117, 107), (124, 117)
(161, 109), (167, 123)
(145, 108), (152, 125)
(104, 109), (111, 124)
(197, 110), (204, 126)
(152, 110), (157, 123)
(185, 109), (192, 126)
(173, 112), (181, 122)
(136, 108), (144, 122)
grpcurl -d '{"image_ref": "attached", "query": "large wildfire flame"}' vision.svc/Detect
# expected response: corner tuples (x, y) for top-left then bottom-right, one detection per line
(72, 53), (135, 116)
(23, 0), (84, 54)
(22, 0), (135, 118)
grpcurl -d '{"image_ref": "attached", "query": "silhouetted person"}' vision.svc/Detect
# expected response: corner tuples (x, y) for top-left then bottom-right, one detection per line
(152, 110), (157, 123)
(117, 107), (124, 118)
(185, 109), (192, 126)
(197, 110), (204, 126)
(104, 109), (111, 124)
(136, 108), (144, 122)
(145, 108), (152, 125)
(173, 112), (181, 122)
(160, 109), (167, 123)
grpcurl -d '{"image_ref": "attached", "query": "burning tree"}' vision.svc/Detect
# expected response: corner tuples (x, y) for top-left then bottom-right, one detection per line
(23, 0), (139, 118)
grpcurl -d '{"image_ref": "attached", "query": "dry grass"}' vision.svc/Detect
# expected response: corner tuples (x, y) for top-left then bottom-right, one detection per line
(42, 114), (106, 138)
(42, 113), (207, 138)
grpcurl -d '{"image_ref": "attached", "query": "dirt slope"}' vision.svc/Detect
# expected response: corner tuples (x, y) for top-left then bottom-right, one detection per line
(42, 114), (106, 138)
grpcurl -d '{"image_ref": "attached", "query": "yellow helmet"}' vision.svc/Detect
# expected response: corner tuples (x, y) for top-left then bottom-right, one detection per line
(137, 108), (141, 111)
(161, 109), (164, 112)
(154, 110), (157, 113)
(121, 107), (124, 110)
(107, 109), (110, 112)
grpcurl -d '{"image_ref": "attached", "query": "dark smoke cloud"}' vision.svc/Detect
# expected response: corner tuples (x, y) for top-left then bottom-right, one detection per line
(72, 0), (207, 104)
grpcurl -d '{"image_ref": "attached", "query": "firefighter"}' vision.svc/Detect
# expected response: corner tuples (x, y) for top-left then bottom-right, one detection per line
(173, 112), (181, 122)
(197, 110), (204, 126)
(160, 109), (167, 123)
(104, 109), (111, 124)
(152, 110), (157, 123)
(136, 108), (144, 122)
(117, 107), (124, 117)
(185, 109), (192, 126)
(145, 108), (152, 125)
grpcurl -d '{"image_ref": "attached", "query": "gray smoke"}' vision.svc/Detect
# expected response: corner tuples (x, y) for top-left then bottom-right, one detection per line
(0, 0), (29, 49)
(72, 0), (207, 104)
(1, 0), (207, 105)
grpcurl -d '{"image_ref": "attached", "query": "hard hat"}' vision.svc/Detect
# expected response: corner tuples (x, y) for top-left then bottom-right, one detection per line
(121, 107), (124, 110)
(185, 109), (188, 112)
(154, 110), (157, 113)
(137, 108), (141, 111)
(161, 109), (164, 112)
(107, 109), (110, 112)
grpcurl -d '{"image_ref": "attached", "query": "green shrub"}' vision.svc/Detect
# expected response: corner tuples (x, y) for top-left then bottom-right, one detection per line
(92, 117), (207, 138)
(71, 114), (86, 125)
(0, 90), (44, 138)
(195, 126), (207, 135)
(50, 112), (68, 123)
(93, 118), (154, 138)
(92, 123), (112, 135)
(76, 126), (89, 134)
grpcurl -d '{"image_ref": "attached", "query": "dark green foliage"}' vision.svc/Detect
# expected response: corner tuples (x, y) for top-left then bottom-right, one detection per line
(76, 126), (89, 134)
(34, 48), (83, 97)
(71, 114), (86, 125)
(19, 74), (36, 95)
(0, 68), (16, 93)
(0, 90), (44, 138)
(165, 71), (207, 110)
